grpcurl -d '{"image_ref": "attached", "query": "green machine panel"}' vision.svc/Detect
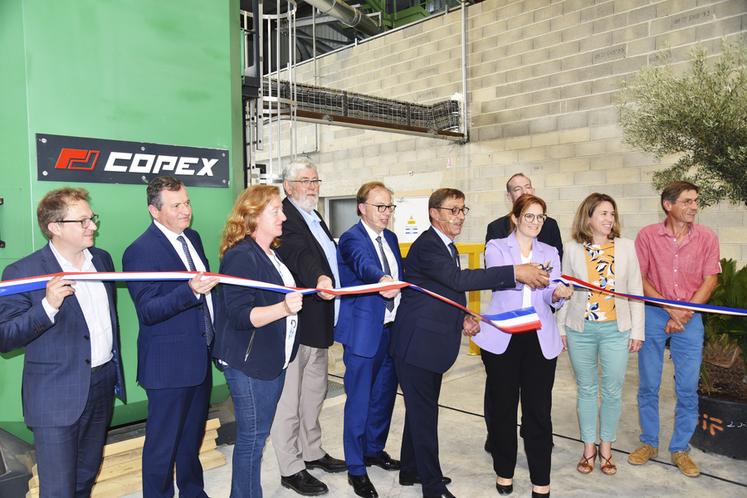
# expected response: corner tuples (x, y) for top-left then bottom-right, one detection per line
(0, 0), (243, 442)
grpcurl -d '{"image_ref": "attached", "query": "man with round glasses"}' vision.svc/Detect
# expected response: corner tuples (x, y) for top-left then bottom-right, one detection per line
(335, 182), (403, 498)
(390, 188), (549, 498)
(0, 187), (126, 497)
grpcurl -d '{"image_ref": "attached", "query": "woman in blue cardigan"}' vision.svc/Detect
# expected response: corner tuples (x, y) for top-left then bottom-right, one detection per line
(214, 185), (303, 498)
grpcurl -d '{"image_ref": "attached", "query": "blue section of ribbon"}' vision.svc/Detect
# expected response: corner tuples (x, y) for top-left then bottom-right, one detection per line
(482, 307), (536, 321)
(0, 280), (48, 296)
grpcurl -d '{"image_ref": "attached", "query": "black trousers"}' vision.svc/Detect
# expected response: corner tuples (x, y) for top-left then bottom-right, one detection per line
(395, 356), (449, 497)
(481, 332), (556, 486)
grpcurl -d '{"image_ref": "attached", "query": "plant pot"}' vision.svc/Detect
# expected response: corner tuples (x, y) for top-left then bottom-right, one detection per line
(691, 394), (747, 460)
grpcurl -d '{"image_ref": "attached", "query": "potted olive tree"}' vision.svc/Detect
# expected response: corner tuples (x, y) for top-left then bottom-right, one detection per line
(691, 259), (747, 459)
(618, 41), (747, 459)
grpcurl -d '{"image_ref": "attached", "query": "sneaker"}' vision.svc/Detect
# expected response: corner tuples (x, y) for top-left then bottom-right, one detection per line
(627, 444), (658, 465)
(671, 451), (700, 477)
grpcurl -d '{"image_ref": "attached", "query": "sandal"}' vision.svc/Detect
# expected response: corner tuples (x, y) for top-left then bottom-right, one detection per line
(576, 448), (596, 474)
(599, 452), (617, 475)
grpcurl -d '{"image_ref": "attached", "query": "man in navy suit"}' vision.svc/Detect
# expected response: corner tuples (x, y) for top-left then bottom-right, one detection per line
(0, 187), (126, 497)
(123, 176), (219, 498)
(336, 182), (403, 498)
(390, 188), (549, 498)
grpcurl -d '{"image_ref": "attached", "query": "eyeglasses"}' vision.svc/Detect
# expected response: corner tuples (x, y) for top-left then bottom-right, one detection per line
(365, 203), (396, 213)
(676, 198), (698, 207)
(288, 179), (322, 186)
(435, 206), (470, 216)
(56, 214), (99, 229)
(522, 213), (547, 224)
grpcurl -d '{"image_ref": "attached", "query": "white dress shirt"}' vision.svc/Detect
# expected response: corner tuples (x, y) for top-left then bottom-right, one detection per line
(152, 220), (214, 323)
(43, 242), (113, 368)
(361, 221), (401, 322)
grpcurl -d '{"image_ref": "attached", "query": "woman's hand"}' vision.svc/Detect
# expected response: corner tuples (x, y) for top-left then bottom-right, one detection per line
(629, 339), (643, 353)
(552, 282), (573, 302)
(561, 335), (568, 352)
(283, 292), (303, 315)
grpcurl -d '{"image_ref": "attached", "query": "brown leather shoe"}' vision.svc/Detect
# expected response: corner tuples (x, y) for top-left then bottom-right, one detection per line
(671, 451), (700, 477)
(627, 444), (658, 465)
(576, 448), (596, 474)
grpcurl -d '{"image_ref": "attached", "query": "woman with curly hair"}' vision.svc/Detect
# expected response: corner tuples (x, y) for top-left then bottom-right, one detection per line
(213, 185), (303, 497)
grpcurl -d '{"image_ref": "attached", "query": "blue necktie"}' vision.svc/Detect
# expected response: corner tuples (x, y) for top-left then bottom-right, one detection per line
(177, 235), (214, 347)
(376, 235), (395, 312)
(449, 242), (461, 269)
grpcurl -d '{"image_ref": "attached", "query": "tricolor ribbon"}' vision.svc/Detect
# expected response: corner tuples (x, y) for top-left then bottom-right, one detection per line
(559, 275), (747, 317)
(0, 271), (540, 334)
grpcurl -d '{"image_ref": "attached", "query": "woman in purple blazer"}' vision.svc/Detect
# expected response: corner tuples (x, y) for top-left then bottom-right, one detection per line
(478, 194), (572, 498)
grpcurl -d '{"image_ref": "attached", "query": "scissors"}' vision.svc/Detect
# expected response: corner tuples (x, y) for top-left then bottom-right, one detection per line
(538, 260), (553, 273)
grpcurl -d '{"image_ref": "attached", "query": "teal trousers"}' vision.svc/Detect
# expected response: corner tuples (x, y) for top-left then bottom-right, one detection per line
(566, 321), (630, 443)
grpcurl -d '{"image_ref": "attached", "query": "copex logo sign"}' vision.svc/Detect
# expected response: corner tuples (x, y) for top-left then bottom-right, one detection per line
(37, 134), (229, 188)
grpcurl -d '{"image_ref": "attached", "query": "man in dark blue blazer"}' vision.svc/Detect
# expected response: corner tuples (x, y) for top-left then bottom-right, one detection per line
(336, 182), (404, 498)
(123, 176), (219, 498)
(390, 188), (549, 498)
(0, 187), (126, 497)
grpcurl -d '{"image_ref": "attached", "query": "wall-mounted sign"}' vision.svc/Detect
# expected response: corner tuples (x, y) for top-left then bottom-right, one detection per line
(393, 196), (430, 243)
(36, 134), (229, 188)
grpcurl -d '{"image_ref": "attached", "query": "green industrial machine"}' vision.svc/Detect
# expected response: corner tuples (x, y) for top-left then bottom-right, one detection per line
(0, 0), (243, 457)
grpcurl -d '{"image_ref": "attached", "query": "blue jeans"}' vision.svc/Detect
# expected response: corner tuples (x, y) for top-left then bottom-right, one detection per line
(637, 306), (703, 453)
(566, 321), (630, 443)
(224, 367), (286, 498)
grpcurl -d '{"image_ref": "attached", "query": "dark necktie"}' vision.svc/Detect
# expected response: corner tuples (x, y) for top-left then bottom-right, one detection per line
(449, 242), (461, 269)
(376, 235), (395, 312)
(177, 235), (214, 346)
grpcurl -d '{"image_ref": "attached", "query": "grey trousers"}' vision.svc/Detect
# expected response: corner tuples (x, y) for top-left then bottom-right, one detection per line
(270, 344), (330, 476)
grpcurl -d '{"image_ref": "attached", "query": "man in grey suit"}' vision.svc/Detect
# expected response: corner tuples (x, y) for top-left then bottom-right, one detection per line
(0, 187), (126, 497)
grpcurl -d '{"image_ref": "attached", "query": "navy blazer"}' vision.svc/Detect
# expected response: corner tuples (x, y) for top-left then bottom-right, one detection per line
(276, 198), (336, 348)
(214, 236), (300, 380)
(0, 245), (126, 427)
(122, 223), (211, 389)
(390, 227), (515, 374)
(335, 221), (403, 358)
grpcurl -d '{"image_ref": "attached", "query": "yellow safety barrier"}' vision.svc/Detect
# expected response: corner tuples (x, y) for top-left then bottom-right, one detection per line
(399, 242), (486, 356)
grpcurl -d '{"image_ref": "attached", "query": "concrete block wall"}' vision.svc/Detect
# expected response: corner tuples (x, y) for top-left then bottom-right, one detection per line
(262, 0), (747, 266)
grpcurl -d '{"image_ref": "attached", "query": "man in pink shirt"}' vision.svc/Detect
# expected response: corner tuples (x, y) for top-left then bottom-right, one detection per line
(629, 181), (720, 478)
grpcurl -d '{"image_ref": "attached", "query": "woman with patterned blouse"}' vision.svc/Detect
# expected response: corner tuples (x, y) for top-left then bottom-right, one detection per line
(556, 193), (645, 476)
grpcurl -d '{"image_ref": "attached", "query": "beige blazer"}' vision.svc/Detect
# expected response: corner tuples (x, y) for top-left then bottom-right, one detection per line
(556, 237), (645, 341)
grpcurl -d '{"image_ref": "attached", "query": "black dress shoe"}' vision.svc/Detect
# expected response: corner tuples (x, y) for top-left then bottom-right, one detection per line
(423, 490), (456, 498)
(280, 470), (328, 496)
(348, 473), (378, 498)
(496, 482), (513, 495)
(531, 491), (550, 497)
(399, 472), (452, 486)
(364, 451), (401, 471)
(304, 453), (347, 473)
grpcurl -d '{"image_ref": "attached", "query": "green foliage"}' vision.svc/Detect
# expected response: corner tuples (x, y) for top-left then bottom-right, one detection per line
(618, 41), (747, 207)
(703, 258), (747, 371)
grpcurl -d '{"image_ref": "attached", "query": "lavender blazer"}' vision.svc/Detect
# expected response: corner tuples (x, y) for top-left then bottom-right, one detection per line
(475, 232), (565, 359)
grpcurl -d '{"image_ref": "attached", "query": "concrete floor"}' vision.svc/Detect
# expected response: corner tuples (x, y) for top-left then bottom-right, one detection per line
(124, 339), (747, 498)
